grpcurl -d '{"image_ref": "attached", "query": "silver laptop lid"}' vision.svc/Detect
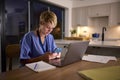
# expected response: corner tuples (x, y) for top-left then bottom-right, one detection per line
(62, 41), (89, 65)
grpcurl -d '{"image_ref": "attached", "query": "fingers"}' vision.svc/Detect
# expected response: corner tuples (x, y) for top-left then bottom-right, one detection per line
(49, 53), (61, 59)
(56, 52), (61, 58)
(42, 52), (61, 61)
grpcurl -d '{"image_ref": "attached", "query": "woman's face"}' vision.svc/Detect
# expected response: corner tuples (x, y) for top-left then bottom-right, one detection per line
(40, 22), (55, 36)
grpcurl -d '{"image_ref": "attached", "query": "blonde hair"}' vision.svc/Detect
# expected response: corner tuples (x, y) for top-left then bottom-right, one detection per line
(40, 11), (57, 27)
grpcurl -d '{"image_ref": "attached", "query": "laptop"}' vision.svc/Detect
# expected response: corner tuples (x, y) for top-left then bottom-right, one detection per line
(49, 41), (89, 67)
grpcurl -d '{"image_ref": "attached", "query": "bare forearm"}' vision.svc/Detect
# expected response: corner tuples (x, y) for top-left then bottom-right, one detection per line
(20, 55), (49, 65)
(20, 52), (60, 65)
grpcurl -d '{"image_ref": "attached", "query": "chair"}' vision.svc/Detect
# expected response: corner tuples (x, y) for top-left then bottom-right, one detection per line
(6, 44), (20, 71)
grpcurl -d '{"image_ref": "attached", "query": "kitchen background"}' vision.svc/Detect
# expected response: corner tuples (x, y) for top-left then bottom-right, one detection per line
(72, 1), (120, 40)
(0, 0), (120, 72)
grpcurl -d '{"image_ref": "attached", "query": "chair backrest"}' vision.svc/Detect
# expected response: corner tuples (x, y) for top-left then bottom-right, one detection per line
(6, 44), (20, 71)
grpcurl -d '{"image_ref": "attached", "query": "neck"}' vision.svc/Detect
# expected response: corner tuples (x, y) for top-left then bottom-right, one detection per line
(37, 29), (45, 38)
(40, 33), (46, 38)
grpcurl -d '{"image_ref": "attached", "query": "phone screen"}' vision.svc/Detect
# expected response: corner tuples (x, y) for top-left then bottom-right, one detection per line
(54, 48), (62, 53)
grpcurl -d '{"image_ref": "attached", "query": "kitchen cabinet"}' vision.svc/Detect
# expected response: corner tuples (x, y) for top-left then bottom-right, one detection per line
(109, 2), (120, 27)
(72, 7), (88, 26)
(86, 46), (120, 57)
(88, 4), (110, 17)
(72, 2), (120, 27)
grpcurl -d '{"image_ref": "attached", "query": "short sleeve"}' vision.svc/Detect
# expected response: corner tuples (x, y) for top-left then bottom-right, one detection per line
(20, 33), (32, 59)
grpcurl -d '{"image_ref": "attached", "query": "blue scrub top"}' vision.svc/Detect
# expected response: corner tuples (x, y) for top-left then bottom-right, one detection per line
(20, 31), (57, 59)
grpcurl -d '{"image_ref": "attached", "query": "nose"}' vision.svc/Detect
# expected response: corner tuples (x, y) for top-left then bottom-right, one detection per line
(48, 28), (53, 32)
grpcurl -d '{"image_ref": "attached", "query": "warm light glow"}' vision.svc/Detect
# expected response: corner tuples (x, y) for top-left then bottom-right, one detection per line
(77, 27), (81, 37)
(81, 26), (89, 38)
(77, 26), (90, 37)
(117, 26), (120, 31)
(81, 26), (89, 33)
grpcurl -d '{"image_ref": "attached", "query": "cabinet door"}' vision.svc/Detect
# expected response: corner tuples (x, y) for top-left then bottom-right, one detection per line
(72, 8), (78, 27)
(109, 2), (120, 27)
(88, 4), (110, 17)
(72, 7), (88, 26)
(77, 7), (88, 26)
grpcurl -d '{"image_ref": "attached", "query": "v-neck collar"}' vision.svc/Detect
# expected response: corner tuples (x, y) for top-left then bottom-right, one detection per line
(37, 30), (48, 53)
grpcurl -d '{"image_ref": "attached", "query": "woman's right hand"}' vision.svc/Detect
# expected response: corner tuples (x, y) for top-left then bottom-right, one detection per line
(41, 52), (51, 62)
(41, 52), (60, 62)
(20, 52), (53, 64)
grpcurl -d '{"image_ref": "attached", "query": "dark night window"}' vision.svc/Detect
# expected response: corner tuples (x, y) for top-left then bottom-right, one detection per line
(31, 1), (65, 39)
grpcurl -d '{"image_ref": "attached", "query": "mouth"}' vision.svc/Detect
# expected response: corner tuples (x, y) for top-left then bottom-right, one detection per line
(45, 32), (50, 35)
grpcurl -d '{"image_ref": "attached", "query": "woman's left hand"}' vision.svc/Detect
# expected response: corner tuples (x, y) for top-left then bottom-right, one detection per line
(49, 52), (61, 59)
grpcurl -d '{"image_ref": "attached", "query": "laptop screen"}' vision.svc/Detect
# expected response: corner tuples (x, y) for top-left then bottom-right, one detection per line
(62, 41), (89, 65)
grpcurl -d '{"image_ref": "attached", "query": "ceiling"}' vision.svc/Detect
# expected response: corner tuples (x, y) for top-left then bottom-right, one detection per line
(71, 0), (120, 8)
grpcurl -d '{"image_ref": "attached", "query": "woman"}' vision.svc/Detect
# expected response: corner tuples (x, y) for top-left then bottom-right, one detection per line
(20, 11), (61, 65)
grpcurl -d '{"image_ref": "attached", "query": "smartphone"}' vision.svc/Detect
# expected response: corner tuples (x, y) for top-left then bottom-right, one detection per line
(54, 48), (62, 53)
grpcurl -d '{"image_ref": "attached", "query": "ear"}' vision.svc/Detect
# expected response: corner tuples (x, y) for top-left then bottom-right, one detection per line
(40, 21), (44, 25)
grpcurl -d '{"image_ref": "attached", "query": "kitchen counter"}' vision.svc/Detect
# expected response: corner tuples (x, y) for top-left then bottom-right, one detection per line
(89, 40), (120, 48)
(55, 39), (120, 48)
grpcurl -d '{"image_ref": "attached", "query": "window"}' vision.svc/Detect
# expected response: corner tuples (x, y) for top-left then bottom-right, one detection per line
(30, 1), (65, 39)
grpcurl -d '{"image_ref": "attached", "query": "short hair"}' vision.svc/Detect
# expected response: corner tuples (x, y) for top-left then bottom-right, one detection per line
(40, 11), (57, 27)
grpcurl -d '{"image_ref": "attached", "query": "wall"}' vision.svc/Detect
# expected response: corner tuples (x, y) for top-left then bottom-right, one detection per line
(90, 17), (120, 39)
(105, 26), (120, 39)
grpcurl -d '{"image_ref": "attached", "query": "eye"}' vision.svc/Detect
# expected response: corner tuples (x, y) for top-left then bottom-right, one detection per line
(46, 26), (54, 30)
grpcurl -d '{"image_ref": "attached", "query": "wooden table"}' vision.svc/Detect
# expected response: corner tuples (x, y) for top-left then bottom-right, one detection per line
(0, 59), (120, 80)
